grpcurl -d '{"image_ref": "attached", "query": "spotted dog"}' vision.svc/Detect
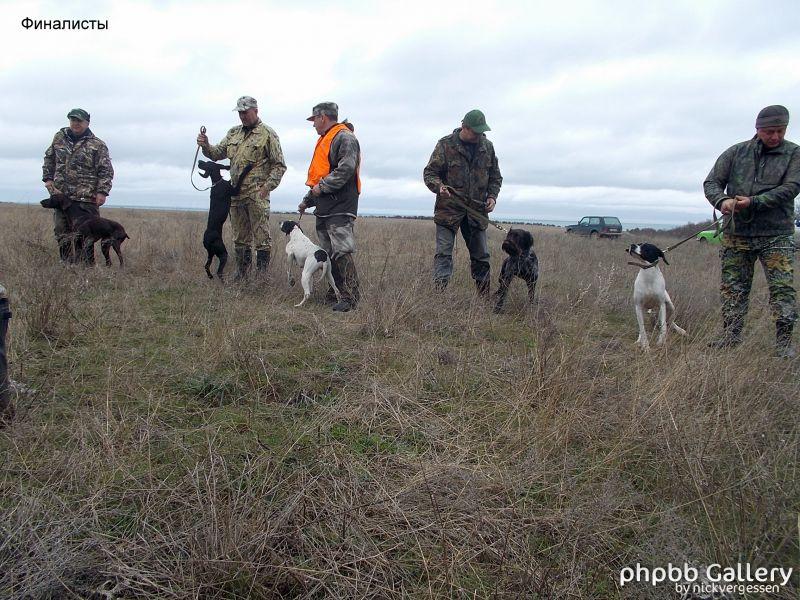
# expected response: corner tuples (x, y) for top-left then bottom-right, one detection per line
(627, 243), (687, 350)
(280, 220), (341, 307)
(493, 228), (539, 313)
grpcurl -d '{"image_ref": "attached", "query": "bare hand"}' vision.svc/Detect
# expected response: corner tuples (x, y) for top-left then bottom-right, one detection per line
(733, 195), (751, 210)
(95, 193), (107, 206)
(311, 183), (322, 197)
(258, 185), (267, 200)
(298, 201), (308, 215)
(486, 197), (496, 213)
(197, 132), (208, 147)
(45, 180), (60, 195)
(439, 185), (452, 199)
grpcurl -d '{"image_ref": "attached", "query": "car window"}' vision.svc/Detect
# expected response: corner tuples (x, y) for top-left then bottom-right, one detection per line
(579, 218), (589, 225)
(604, 217), (621, 225)
(589, 217), (601, 225)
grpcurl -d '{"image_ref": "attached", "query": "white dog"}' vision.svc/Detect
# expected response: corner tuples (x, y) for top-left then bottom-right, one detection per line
(627, 243), (687, 351)
(280, 220), (341, 307)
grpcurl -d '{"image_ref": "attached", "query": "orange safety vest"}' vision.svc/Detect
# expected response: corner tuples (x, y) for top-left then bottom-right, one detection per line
(306, 123), (361, 193)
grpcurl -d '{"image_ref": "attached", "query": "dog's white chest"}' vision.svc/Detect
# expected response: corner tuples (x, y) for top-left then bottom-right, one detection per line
(634, 267), (667, 307)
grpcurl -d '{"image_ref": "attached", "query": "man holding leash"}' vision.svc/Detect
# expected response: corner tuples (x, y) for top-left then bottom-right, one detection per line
(298, 102), (362, 312)
(42, 108), (114, 263)
(704, 104), (799, 358)
(198, 96), (286, 281)
(423, 109), (502, 295)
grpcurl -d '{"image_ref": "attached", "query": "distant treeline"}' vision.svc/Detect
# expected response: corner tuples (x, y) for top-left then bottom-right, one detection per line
(627, 220), (717, 238)
(363, 214), (560, 228)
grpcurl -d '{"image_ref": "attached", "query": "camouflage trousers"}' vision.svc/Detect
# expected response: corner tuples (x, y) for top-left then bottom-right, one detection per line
(230, 196), (271, 252)
(719, 234), (796, 326)
(315, 215), (360, 304)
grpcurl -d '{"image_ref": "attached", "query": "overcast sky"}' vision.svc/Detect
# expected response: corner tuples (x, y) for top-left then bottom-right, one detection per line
(2, 0), (799, 227)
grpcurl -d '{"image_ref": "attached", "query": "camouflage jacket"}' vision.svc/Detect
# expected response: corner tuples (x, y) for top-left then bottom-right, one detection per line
(42, 128), (114, 201)
(423, 129), (502, 230)
(704, 137), (800, 236)
(203, 120), (286, 204)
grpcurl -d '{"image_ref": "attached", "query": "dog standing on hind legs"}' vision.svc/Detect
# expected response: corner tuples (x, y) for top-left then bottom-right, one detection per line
(627, 243), (687, 351)
(199, 160), (253, 280)
(280, 220), (341, 307)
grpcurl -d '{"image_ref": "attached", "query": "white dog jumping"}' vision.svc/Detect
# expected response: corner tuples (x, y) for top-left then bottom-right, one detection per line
(627, 243), (687, 351)
(280, 220), (341, 307)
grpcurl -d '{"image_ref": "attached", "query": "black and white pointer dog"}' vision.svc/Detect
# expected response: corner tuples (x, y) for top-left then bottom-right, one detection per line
(279, 220), (341, 307)
(493, 228), (539, 313)
(198, 160), (252, 279)
(627, 243), (687, 350)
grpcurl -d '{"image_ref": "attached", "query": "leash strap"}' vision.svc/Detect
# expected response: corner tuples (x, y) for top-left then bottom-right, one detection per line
(191, 126), (210, 192)
(442, 185), (507, 232)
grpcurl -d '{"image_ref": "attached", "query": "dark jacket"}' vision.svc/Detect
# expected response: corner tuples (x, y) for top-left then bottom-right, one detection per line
(704, 137), (800, 236)
(305, 128), (361, 218)
(423, 129), (502, 230)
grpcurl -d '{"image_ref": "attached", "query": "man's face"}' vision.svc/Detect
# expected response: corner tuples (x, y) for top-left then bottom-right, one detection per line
(459, 124), (478, 142)
(238, 108), (258, 127)
(312, 113), (334, 135)
(756, 125), (786, 149)
(68, 117), (89, 136)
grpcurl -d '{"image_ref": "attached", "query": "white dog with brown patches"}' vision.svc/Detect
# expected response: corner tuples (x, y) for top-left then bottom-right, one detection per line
(280, 220), (341, 307)
(627, 243), (687, 351)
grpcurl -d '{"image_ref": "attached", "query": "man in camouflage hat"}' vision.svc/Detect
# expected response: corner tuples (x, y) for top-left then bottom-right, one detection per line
(42, 108), (114, 263)
(298, 102), (362, 312)
(704, 104), (799, 358)
(198, 96), (286, 281)
(423, 109), (502, 295)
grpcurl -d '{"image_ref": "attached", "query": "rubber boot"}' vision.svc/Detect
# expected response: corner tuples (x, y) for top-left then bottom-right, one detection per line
(256, 249), (271, 274)
(707, 317), (743, 349)
(234, 247), (252, 282)
(0, 289), (12, 424)
(775, 320), (796, 359)
(332, 254), (360, 312)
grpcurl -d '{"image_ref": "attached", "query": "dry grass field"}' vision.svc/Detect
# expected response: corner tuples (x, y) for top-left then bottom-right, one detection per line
(0, 201), (797, 599)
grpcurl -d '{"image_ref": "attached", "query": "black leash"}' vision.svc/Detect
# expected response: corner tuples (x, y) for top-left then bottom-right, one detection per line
(191, 126), (210, 192)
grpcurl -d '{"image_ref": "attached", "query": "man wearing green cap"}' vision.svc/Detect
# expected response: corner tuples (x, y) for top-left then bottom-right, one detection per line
(198, 96), (286, 281)
(423, 109), (502, 295)
(42, 108), (114, 263)
(704, 104), (800, 358)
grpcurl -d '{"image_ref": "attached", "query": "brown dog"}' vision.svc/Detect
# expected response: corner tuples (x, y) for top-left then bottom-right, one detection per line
(40, 194), (129, 266)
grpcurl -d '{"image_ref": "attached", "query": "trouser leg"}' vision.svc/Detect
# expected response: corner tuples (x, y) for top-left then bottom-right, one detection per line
(433, 223), (456, 287)
(461, 218), (490, 295)
(0, 292), (12, 422)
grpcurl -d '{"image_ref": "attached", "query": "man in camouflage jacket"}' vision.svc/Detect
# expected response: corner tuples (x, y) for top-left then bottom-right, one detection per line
(42, 108), (114, 263)
(198, 96), (286, 280)
(423, 109), (502, 295)
(704, 104), (799, 357)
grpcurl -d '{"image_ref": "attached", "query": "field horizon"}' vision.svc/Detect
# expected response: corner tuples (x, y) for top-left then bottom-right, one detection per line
(0, 202), (797, 599)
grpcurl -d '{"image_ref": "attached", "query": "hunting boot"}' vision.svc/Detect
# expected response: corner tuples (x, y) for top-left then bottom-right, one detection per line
(332, 254), (360, 312)
(256, 249), (271, 274)
(707, 317), (743, 349)
(0, 286), (12, 423)
(433, 278), (449, 292)
(234, 247), (252, 282)
(775, 320), (796, 359)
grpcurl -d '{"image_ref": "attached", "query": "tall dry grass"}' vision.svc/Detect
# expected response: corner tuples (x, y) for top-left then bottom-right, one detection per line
(0, 202), (797, 599)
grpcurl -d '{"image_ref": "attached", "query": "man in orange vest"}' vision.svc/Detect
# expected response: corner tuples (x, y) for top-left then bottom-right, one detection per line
(298, 102), (362, 312)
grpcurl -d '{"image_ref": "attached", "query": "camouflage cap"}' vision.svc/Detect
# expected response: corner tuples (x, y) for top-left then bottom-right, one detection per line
(67, 108), (90, 122)
(462, 109), (490, 133)
(306, 102), (339, 121)
(755, 105), (789, 129)
(233, 96), (258, 112)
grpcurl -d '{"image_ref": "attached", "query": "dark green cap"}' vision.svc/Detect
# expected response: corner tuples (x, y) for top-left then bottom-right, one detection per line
(67, 108), (90, 122)
(462, 109), (490, 133)
(755, 105), (789, 129)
